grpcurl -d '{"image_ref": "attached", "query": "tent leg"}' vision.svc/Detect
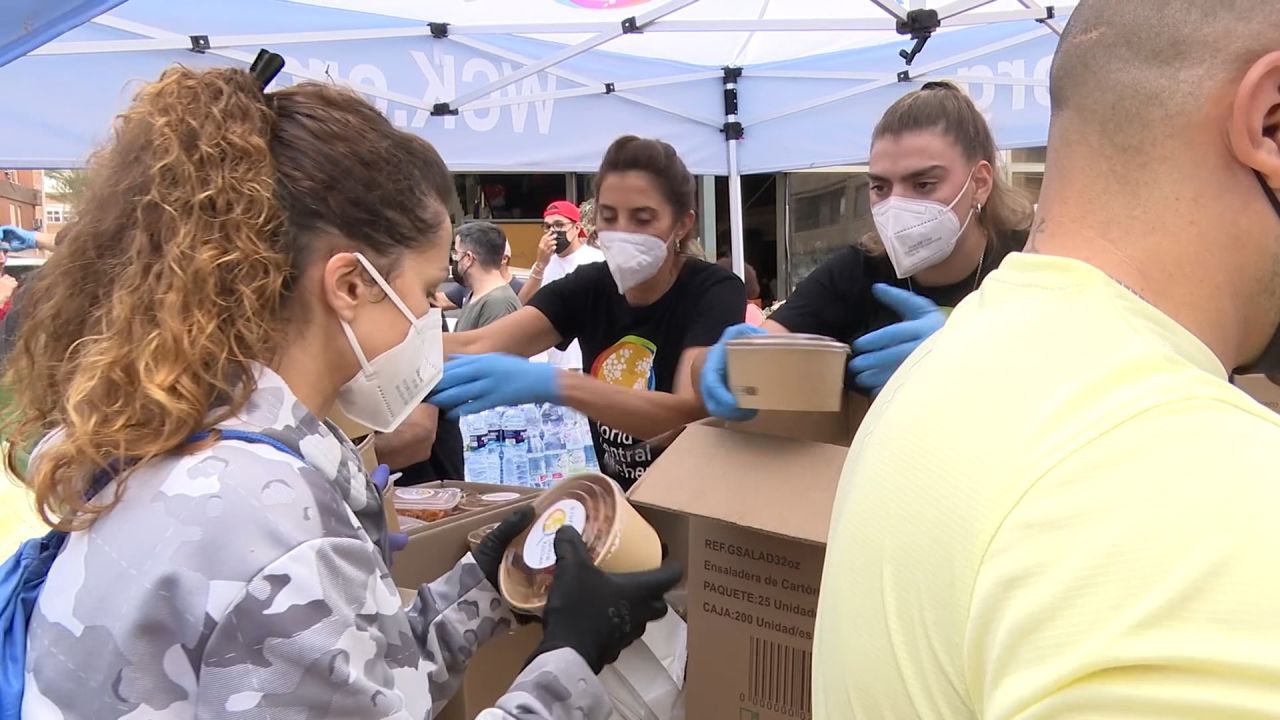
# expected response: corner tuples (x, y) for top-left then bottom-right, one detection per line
(727, 139), (745, 279)
(722, 66), (746, 280)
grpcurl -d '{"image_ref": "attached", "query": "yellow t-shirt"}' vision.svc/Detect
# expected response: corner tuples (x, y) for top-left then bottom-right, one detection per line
(814, 253), (1280, 719)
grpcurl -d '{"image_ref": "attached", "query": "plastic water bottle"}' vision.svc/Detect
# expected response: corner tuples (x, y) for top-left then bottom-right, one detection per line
(484, 410), (503, 483)
(563, 409), (587, 472)
(540, 404), (568, 484)
(500, 407), (530, 486)
(461, 413), (490, 483)
(523, 404), (547, 487)
(573, 412), (600, 472)
(584, 433), (600, 472)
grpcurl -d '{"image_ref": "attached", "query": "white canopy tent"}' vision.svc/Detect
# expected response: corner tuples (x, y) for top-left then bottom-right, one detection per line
(1, 0), (1069, 275)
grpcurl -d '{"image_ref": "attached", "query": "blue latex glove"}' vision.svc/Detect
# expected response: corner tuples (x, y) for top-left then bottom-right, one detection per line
(428, 353), (561, 420)
(0, 226), (37, 252)
(849, 284), (946, 395)
(699, 323), (768, 422)
(370, 463), (409, 557)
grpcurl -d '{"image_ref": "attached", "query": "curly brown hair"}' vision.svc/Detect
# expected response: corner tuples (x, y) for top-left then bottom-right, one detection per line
(3, 65), (456, 530)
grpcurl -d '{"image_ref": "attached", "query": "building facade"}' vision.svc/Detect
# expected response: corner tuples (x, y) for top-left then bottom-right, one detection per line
(0, 169), (43, 232)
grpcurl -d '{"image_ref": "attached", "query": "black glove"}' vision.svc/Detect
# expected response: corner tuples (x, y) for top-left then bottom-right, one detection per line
(530, 526), (683, 674)
(473, 505), (535, 591)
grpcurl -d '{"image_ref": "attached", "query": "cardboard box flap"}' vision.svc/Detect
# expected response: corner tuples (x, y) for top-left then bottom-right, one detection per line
(628, 423), (850, 545)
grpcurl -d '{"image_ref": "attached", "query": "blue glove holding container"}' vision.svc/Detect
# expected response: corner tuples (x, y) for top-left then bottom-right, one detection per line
(849, 284), (946, 395)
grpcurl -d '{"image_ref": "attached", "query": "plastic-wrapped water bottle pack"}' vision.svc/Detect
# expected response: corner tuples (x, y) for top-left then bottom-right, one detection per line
(461, 403), (600, 487)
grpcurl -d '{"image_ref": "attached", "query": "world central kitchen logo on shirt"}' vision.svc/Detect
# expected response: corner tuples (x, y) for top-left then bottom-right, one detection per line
(591, 335), (656, 391)
(590, 335), (658, 482)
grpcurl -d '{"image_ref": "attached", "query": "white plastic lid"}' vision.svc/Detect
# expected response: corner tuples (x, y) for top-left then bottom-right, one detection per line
(726, 333), (850, 353)
(394, 487), (463, 511)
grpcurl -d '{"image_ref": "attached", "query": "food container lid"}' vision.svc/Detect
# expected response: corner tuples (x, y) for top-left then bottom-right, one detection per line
(459, 490), (524, 512)
(483, 491), (522, 502)
(397, 515), (427, 532)
(725, 332), (850, 354)
(467, 522), (500, 553)
(499, 474), (624, 613)
(393, 486), (463, 511)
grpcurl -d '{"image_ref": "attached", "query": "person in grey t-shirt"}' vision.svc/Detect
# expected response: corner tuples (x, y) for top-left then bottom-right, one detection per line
(452, 221), (521, 332)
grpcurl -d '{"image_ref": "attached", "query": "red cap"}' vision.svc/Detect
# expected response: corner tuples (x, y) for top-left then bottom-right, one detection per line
(543, 200), (581, 223)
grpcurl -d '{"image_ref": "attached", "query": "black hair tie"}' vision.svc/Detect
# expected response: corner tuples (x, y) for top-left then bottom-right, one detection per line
(249, 49), (285, 91)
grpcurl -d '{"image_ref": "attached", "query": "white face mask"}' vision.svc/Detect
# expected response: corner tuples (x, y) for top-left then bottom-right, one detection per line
(597, 230), (672, 294)
(872, 172), (976, 279)
(335, 253), (444, 433)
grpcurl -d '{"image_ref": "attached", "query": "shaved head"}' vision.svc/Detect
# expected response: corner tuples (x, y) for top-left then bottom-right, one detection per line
(1051, 0), (1280, 156)
(1037, 0), (1280, 371)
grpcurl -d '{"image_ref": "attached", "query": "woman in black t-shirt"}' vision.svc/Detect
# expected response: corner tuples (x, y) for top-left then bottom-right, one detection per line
(431, 136), (746, 487)
(699, 82), (1035, 420)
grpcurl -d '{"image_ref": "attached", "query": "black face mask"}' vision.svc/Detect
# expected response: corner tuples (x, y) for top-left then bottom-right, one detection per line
(1233, 171), (1280, 377)
(450, 254), (470, 289)
(554, 230), (571, 255)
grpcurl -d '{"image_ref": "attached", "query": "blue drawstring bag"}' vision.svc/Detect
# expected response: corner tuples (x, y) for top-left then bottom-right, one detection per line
(0, 429), (301, 719)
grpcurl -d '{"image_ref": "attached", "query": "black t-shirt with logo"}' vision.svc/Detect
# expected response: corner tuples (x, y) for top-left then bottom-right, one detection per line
(529, 258), (746, 488)
(769, 230), (1029, 343)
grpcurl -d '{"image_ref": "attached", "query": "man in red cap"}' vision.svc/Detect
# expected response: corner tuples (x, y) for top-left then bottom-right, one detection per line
(519, 199), (605, 370)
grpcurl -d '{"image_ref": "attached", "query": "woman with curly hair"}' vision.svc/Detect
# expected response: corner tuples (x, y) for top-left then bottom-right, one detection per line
(7, 64), (675, 719)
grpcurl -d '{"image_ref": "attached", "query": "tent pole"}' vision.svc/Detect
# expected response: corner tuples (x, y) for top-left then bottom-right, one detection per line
(728, 142), (745, 278)
(700, 176), (717, 261)
(723, 67), (745, 279)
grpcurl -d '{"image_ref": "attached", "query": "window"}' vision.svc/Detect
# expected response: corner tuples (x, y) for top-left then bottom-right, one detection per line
(792, 187), (847, 233)
(45, 208), (63, 225)
(458, 173), (571, 221)
(1011, 147), (1047, 164)
(786, 174), (875, 293)
(3, 170), (15, 183)
(1013, 173), (1044, 200)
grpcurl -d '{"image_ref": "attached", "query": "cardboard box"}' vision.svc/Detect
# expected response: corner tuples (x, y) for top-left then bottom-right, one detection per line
(391, 481), (539, 580)
(1234, 373), (1280, 413)
(391, 481), (543, 720)
(629, 397), (868, 720)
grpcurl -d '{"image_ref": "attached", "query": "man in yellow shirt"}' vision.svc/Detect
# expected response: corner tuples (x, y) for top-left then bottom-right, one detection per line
(814, 2), (1280, 718)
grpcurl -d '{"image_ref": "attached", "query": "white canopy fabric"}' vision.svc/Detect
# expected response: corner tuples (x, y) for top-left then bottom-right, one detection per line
(0, 0), (1070, 273)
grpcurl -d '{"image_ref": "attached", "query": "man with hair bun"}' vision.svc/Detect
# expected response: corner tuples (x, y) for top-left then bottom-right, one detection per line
(814, 1), (1280, 717)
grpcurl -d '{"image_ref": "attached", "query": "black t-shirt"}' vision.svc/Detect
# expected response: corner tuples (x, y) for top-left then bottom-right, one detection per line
(397, 316), (465, 485)
(769, 230), (1028, 344)
(529, 258), (746, 487)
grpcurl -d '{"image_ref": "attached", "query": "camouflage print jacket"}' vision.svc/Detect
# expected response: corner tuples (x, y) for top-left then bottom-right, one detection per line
(22, 367), (610, 719)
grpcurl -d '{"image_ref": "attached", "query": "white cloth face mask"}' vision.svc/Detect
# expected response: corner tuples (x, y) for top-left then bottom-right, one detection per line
(597, 230), (671, 294)
(334, 253), (444, 433)
(872, 172), (976, 279)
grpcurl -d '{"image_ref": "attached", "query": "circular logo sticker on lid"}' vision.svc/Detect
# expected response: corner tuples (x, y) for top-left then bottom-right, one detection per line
(523, 499), (587, 570)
